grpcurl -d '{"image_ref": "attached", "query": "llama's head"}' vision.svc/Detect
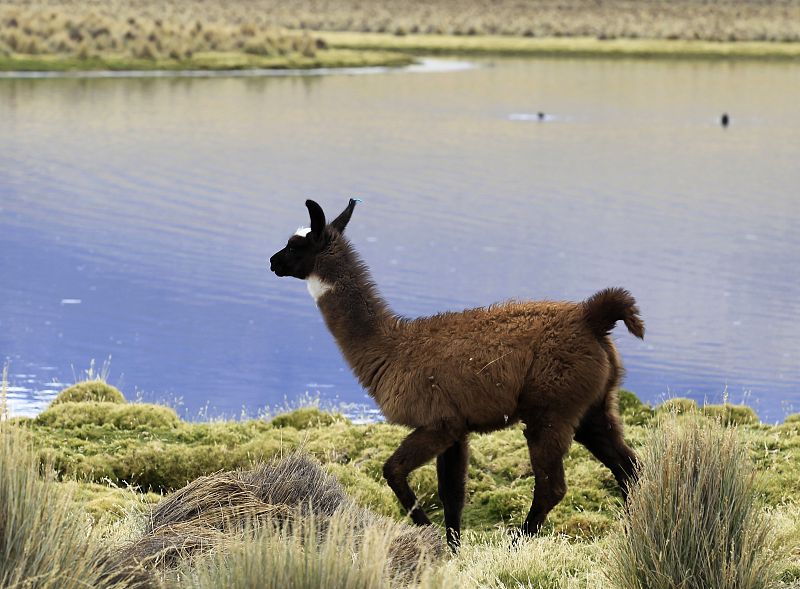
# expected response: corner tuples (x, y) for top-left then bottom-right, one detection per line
(269, 198), (357, 280)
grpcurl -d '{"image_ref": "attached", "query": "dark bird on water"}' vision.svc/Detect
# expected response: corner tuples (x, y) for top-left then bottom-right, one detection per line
(721, 113), (730, 127)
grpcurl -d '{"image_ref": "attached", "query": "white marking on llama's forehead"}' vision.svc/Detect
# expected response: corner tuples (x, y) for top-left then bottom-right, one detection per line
(306, 275), (332, 302)
(295, 227), (312, 237)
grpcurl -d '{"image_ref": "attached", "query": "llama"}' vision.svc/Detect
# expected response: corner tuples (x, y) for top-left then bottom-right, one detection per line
(269, 199), (644, 550)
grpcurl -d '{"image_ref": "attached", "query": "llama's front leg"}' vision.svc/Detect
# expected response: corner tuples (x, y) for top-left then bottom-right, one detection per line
(437, 437), (469, 551)
(383, 427), (458, 527)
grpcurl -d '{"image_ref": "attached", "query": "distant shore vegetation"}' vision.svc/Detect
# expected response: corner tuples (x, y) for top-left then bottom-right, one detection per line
(0, 3), (411, 70)
(1, 0), (800, 71)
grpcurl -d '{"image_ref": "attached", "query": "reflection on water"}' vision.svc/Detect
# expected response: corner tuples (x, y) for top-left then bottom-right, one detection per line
(1, 58), (799, 421)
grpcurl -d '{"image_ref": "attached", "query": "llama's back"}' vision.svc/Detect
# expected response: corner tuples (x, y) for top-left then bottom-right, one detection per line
(373, 300), (608, 429)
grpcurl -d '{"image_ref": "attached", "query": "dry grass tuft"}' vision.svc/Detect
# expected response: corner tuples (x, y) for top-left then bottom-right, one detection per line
(183, 508), (444, 589)
(113, 452), (444, 576)
(607, 416), (779, 589)
(0, 422), (154, 588)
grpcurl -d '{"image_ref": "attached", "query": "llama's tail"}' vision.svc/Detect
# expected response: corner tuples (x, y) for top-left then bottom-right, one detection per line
(582, 287), (645, 340)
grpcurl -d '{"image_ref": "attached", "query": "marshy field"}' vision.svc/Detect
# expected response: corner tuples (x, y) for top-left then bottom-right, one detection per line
(2, 377), (800, 588)
(2, 0), (800, 70)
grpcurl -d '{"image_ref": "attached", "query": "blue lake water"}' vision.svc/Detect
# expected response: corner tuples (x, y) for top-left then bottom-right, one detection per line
(1, 58), (799, 421)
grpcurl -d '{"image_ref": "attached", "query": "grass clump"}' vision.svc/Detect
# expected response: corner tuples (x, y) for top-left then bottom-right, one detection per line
(270, 406), (348, 429)
(183, 509), (440, 589)
(607, 416), (778, 589)
(617, 389), (654, 426)
(110, 453), (442, 587)
(656, 396), (760, 426)
(703, 403), (760, 426)
(0, 423), (151, 588)
(51, 379), (126, 405)
(36, 401), (180, 430)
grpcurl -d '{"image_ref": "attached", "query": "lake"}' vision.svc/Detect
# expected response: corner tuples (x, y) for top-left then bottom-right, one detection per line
(1, 57), (799, 422)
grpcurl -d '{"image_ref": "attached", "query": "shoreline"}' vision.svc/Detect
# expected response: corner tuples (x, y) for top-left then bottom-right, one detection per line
(1, 33), (798, 73)
(0, 48), (414, 73)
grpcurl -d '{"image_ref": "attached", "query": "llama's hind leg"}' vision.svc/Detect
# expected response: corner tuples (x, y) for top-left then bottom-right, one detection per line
(436, 437), (469, 551)
(383, 427), (459, 527)
(520, 419), (573, 536)
(574, 401), (638, 500)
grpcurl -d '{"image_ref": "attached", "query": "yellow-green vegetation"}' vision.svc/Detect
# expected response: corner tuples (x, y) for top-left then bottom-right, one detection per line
(3, 385), (800, 588)
(608, 416), (776, 589)
(182, 508), (444, 589)
(0, 3), (412, 70)
(8, 0), (798, 43)
(51, 379), (126, 404)
(1, 0), (799, 72)
(12, 390), (800, 531)
(320, 31), (800, 60)
(0, 424), (149, 588)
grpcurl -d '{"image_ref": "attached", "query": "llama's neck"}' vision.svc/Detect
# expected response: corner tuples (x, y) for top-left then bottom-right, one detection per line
(308, 242), (397, 392)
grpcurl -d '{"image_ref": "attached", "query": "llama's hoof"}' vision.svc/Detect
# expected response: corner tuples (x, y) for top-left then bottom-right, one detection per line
(507, 527), (527, 549)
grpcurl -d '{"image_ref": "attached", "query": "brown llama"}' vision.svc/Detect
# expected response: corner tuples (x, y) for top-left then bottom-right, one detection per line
(269, 199), (644, 551)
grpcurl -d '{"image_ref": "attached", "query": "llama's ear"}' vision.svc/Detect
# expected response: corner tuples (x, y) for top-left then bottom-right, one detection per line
(330, 198), (358, 234)
(305, 200), (326, 238)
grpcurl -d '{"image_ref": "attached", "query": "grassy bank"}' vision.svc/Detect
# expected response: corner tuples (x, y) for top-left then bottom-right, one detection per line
(0, 5), (412, 71)
(0, 50), (411, 72)
(3, 380), (800, 587)
(2, 0), (799, 72)
(320, 31), (800, 60)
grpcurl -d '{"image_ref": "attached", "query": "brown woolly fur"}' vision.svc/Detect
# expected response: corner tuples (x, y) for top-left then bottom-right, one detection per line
(270, 199), (645, 551)
(112, 452), (443, 573)
(583, 287), (644, 340)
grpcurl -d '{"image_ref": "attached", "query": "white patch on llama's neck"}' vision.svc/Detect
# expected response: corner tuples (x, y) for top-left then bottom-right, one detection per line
(306, 275), (332, 302)
(295, 227), (312, 237)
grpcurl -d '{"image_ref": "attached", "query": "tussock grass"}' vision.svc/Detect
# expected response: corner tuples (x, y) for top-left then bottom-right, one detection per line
(182, 509), (441, 589)
(607, 416), (779, 589)
(51, 379), (126, 405)
(115, 453), (443, 571)
(36, 401), (180, 429)
(0, 423), (152, 588)
(656, 396), (761, 425)
(1, 362), (8, 422)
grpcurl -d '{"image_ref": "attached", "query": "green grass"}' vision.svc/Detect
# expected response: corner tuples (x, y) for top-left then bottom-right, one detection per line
(4, 387), (800, 587)
(12, 392), (800, 533)
(50, 380), (127, 405)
